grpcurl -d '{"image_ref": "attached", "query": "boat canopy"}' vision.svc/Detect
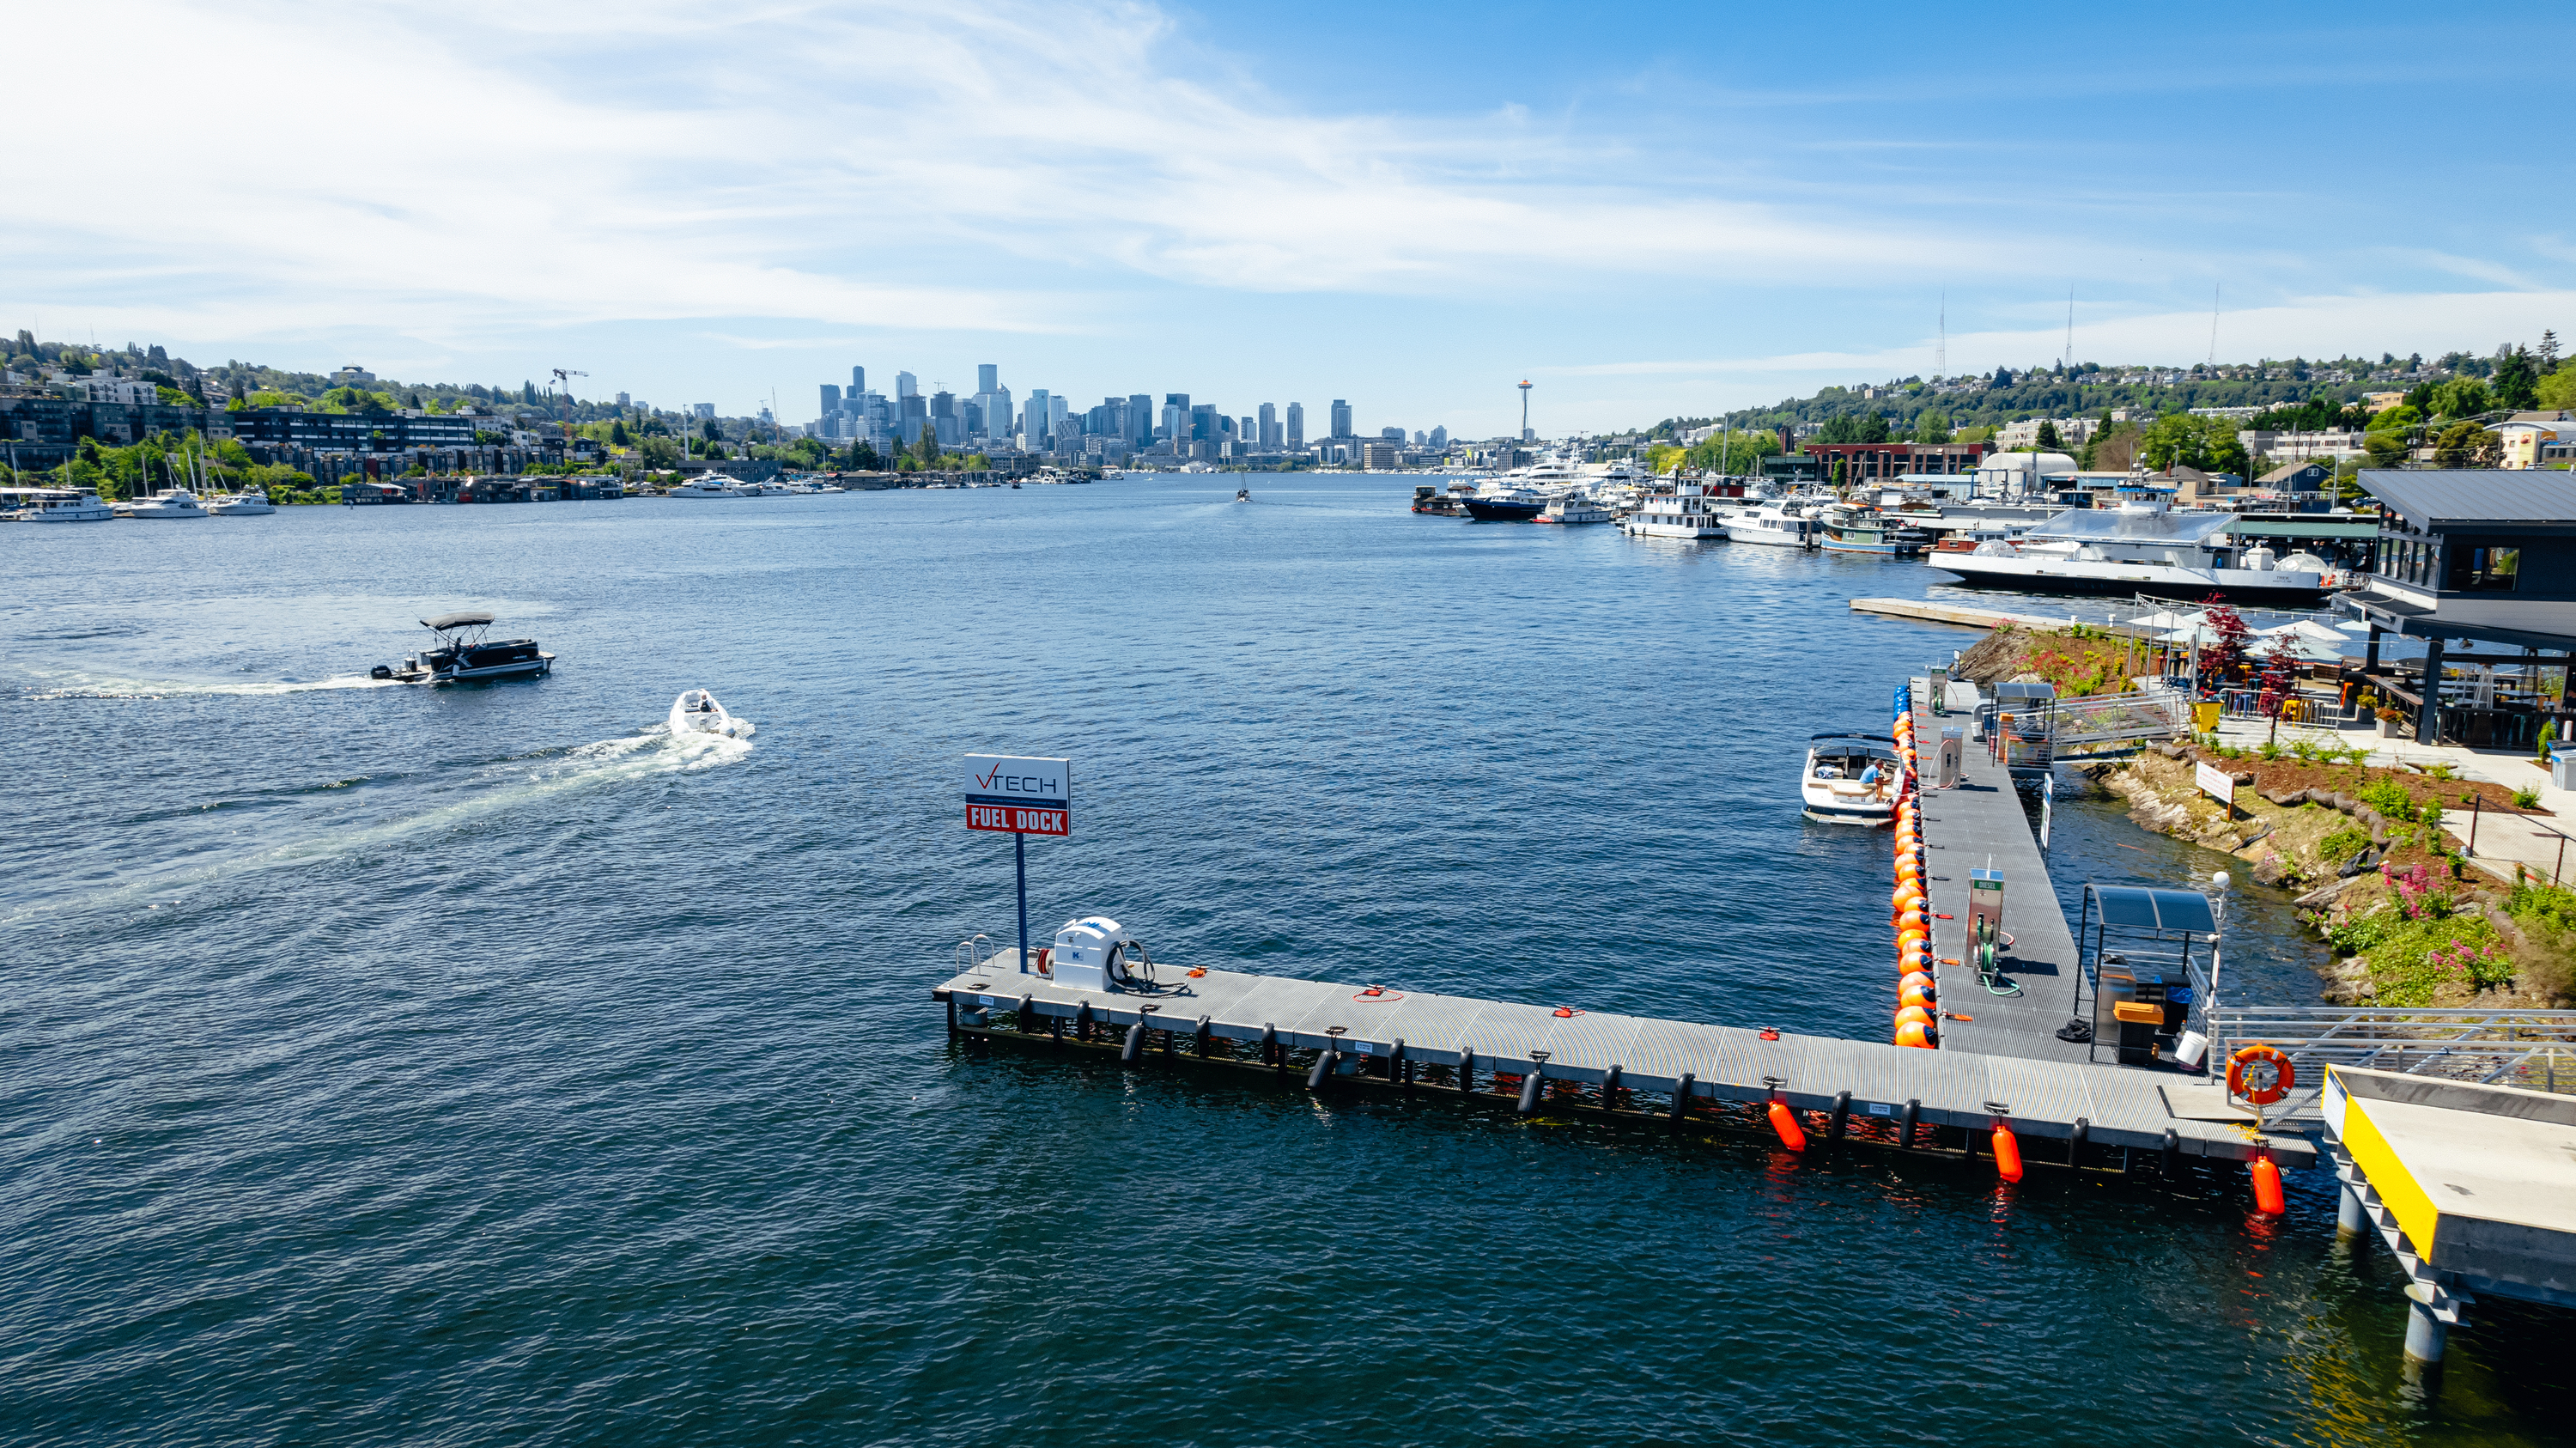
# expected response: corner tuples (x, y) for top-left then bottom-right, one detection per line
(2027, 509), (2235, 545)
(422, 611), (496, 630)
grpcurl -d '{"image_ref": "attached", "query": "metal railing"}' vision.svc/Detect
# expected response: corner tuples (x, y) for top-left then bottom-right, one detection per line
(2208, 1006), (2576, 1109)
(2048, 688), (2191, 755)
(954, 933), (999, 971)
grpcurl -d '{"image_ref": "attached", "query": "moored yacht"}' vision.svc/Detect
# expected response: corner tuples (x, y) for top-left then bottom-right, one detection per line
(1461, 484), (1546, 521)
(1535, 494), (1613, 524)
(1928, 506), (2335, 605)
(3, 487), (116, 522)
(1801, 733), (1901, 824)
(206, 490), (276, 515)
(667, 478), (738, 498)
(1724, 502), (1819, 548)
(1818, 504), (1932, 557)
(1619, 481), (1731, 538)
(121, 488), (210, 520)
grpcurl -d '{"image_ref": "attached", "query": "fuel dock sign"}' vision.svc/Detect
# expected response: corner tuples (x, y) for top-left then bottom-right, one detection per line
(965, 755), (1072, 836)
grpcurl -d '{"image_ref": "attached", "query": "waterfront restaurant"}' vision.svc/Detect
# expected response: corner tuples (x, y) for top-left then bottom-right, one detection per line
(2340, 469), (2576, 749)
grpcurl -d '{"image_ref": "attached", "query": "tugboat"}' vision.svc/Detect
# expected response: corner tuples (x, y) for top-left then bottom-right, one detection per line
(370, 611), (554, 684)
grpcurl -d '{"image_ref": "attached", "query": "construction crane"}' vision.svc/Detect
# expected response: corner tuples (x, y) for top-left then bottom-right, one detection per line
(548, 368), (589, 423)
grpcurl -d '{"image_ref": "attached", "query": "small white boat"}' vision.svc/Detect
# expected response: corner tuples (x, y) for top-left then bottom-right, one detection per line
(1535, 496), (1613, 525)
(122, 488), (210, 520)
(670, 688), (754, 739)
(1801, 733), (1900, 824)
(1726, 503), (1820, 548)
(2, 487), (116, 522)
(206, 490), (276, 515)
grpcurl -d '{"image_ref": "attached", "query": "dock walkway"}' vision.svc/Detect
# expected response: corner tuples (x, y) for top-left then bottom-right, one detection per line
(1912, 680), (2097, 1064)
(933, 951), (2311, 1167)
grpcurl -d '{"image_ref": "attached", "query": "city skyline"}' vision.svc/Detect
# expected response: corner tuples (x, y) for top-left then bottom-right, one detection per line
(8, 1), (2568, 435)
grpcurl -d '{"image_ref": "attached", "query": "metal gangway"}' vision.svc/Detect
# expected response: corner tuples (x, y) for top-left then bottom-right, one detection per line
(2206, 1006), (2576, 1117)
(2044, 687), (2191, 758)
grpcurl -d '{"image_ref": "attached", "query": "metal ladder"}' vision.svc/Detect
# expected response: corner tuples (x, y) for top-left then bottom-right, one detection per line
(2323, 1137), (2472, 1325)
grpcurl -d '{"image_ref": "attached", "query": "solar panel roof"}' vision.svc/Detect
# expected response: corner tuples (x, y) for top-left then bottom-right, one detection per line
(2089, 885), (2218, 934)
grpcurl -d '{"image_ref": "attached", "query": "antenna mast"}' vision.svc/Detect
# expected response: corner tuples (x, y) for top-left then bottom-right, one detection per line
(1937, 291), (1947, 374)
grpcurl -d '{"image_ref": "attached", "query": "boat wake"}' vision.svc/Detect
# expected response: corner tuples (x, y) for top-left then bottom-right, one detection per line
(21, 669), (409, 700)
(3, 721), (752, 924)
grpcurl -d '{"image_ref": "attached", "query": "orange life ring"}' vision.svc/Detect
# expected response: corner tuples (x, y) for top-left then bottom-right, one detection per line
(2227, 1043), (2294, 1105)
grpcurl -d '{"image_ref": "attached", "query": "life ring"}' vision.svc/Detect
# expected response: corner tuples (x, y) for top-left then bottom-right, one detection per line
(2227, 1043), (2294, 1105)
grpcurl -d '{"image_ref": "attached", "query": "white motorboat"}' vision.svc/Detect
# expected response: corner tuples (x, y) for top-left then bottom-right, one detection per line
(1236, 488), (1251, 502)
(1535, 495), (1613, 524)
(1801, 733), (1901, 825)
(1620, 481), (1731, 538)
(2, 487), (116, 522)
(670, 688), (754, 739)
(1929, 506), (2336, 605)
(1725, 502), (1819, 548)
(667, 478), (738, 498)
(370, 611), (554, 684)
(121, 488), (210, 520)
(206, 490), (276, 515)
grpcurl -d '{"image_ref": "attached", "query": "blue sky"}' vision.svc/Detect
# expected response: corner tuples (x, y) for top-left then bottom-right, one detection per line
(8, 0), (2572, 437)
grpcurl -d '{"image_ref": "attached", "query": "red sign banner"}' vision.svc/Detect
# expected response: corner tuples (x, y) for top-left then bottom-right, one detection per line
(967, 804), (1069, 837)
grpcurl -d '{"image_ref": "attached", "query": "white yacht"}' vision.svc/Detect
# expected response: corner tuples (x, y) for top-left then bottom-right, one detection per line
(3, 487), (116, 522)
(667, 478), (738, 498)
(121, 488), (210, 520)
(1929, 506), (2336, 605)
(1534, 495), (1612, 525)
(206, 490), (276, 515)
(1801, 733), (1901, 825)
(1620, 481), (1732, 538)
(1723, 502), (1819, 548)
(670, 688), (754, 739)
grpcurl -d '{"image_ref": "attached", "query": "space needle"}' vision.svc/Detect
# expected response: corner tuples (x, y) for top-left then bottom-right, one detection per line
(1517, 380), (1532, 441)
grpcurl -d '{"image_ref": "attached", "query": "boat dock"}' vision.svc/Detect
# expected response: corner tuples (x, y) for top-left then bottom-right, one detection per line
(1849, 596), (2096, 630)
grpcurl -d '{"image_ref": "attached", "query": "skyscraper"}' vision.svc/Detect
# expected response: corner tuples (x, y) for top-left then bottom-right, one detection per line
(1127, 393), (1154, 446)
(896, 371), (919, 399)
(1021, 390), (1051, 446)
(1161, 392), (1188, 443)
(1257, 402), (1278, 449)
(988, 386), (1012, 442)
(1329, 399), (1352, 438)
(1286, 402), (1304, 449)
(977, 363), (998, 394)
(819, 384), (842, 421)
(1429, 425), (1448, 448)
(851, 366), (865, 396)
(1240, 416), (1255, 445)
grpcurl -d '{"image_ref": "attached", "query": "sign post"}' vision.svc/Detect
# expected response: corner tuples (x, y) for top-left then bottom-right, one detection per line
(2195, 759), (2235, 818)
(966, 755), (1072, 971)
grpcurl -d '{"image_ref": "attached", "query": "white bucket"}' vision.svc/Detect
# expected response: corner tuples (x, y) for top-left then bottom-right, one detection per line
(2173, 1030), (2211, 1069)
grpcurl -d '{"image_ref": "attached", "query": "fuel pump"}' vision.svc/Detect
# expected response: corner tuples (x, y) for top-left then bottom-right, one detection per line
(1968, 868), (2020, 996)
(1936, 727), (1963, 790)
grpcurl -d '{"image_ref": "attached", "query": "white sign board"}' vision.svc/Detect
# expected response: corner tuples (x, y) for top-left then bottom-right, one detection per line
(965, 754), (1072, 836)
(2195, 760), (2234, 807)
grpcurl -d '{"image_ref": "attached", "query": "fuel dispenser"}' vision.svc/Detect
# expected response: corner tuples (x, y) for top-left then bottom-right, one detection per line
(1936, 727), (1964, 790)
(1968, 868), (2006, 989)
(1926, 663), (1950, 715)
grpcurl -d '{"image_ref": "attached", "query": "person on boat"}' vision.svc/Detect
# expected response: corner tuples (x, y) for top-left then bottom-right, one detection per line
(700, 696), (717, 713)
(1860, 761), (1882, 787)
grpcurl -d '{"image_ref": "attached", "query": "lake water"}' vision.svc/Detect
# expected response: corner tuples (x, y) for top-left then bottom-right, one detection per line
(4, 476), (2565, 1445)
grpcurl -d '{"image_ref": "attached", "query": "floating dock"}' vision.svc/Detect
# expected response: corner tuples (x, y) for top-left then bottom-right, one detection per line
(933, 947), (2311, 1170)
(1850, 596), (2094, 630)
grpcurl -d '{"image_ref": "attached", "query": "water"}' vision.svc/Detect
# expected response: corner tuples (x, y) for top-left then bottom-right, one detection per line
(3, 478), (2564, 1446)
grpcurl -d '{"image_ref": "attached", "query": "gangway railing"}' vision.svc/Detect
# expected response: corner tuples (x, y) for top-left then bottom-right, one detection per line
(2205, 1005), (2576, 1115)
(2046, 688), (2190, 757)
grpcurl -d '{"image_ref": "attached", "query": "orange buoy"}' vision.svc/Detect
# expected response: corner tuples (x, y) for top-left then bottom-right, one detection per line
(1895, 1019), (1933, 1048)
(1991, 1121), (2024, 1182)
(1899, 983), (1935, 1010)
(1894, 1005), (1934, 1029)
(1899, 970), (1935, 993)
(2251, 1154), (2286, 1215)
(1767, 1099), (1807, 1151)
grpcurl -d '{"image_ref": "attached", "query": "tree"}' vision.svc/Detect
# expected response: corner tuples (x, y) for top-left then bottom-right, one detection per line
(2493, 345), (2540, 411)
(2036, 420), (2062, 450)
(851, 440), (881, 471)
(700, 419), (722, 442)
(609, 419), (630, 447)
(1910, 410), (1953, 443)
(2539, 362), (2576, 413)
(2256, 632), (2302, 745)
(2197, 601), (2253, 698)
(2428, 378), (2494, 421)
(2364, 431), (2411, 467)
(2433, 422), (2500, 468)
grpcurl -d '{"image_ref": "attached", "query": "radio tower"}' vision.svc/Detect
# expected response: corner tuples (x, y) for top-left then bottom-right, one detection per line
(1517, 380), (1533, 441)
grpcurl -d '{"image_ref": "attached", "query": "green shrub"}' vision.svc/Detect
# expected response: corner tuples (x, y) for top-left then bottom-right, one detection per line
(2427, 762), (2457, 782)
(2318, 826), (2372, 861)
(2328, 903), (2511, 1006)
(2258, 740), (2283, 761)
(2514, 786), (2543, 809)
(2509, 880), (2576, 933)
(2288, 740), (2318, 763)
(2344, 745), (2375, 766)
(2359, 779), (2418, 821)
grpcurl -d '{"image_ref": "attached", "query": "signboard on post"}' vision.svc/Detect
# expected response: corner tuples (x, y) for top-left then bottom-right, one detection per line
(2195, 760), (2234, 812)
(966, 755), (1072, 837)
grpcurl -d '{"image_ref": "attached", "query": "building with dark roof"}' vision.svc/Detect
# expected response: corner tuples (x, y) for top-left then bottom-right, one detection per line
(2342, 469), (2576, 745)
